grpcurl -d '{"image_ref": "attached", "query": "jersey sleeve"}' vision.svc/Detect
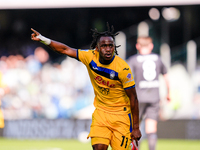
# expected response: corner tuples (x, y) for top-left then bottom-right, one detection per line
(127, 56), (136, 77)
(77, 49), (94, 66)
(159, 57), (168, 75)
(119, 63), (135, 89)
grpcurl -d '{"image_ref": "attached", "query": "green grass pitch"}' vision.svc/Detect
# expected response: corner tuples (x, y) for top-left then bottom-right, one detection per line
(0, 138), (200, 150)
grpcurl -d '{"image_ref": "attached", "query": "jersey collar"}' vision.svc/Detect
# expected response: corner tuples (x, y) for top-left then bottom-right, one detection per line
(99, 55), (115, 65)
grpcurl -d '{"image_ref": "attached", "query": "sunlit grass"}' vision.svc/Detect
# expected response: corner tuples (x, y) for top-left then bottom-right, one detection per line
(0, 138), (200, 150)
(140, 139), (200, 150)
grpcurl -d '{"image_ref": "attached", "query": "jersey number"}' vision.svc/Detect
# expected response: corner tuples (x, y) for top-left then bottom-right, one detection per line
(120, 136), (129, 148)
(142, 60), (157, 81)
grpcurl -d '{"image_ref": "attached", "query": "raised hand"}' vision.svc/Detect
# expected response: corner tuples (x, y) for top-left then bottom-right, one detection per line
(31, 28), (41, 41)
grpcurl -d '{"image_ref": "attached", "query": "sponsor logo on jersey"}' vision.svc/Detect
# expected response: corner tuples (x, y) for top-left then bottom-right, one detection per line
(94, 76), (115, 88)
(137, 54), (158, 62)
(97, 85), (110, 95)
(139, 80), (159, 88)
(123, 68), (129, 70)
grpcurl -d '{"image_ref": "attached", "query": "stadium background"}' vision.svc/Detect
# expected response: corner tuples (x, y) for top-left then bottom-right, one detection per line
(0, 1), (200, 148)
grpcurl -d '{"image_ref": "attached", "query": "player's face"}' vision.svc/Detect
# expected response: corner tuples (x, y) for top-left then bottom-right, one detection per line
(136, 38), (153, 55)
(97, 36), (115, 62)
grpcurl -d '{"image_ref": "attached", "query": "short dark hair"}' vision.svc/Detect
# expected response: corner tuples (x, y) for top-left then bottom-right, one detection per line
(137, 36), (153, 46)
(90, 22), (120, 55)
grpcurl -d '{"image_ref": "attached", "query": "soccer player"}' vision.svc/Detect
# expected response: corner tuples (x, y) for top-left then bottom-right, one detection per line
(127, 36), (170, 150)
(31, 24), (141, 150)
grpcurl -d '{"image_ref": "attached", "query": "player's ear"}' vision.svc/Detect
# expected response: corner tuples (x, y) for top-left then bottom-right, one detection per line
(96, 45), (99, 52)
(149, 43), (154, 51)
(136, 43), (140, 50)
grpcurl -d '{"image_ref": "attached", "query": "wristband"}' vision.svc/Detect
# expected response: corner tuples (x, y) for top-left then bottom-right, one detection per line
(36, 34), (51, 45)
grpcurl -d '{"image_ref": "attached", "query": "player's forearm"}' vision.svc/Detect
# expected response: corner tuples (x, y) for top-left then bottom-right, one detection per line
(37, 34), (77, 57)
(48, 40), (73, 55)
(131, 96), (140, 130)
(31, 28), (76, 57)
(125, 87), (140, 129)
(34, 32), (71, 54)
(163, 74), (170, 95)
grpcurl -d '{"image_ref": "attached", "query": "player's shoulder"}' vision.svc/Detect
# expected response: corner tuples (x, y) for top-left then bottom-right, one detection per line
(78, 49), (96, 54)
(127, 54), (138, 62)
(150, 52), (160, 56)
(128, 53), (138, 59)
(149, 53), (162, 61)
(78, 49), (97, 63)
(114, 55), (131, 71)
(115, 55), (129, 65)
(78, 49), (97, 58)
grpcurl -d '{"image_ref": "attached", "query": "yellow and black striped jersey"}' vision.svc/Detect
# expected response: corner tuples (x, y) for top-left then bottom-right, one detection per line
(77, 49), (135, 114)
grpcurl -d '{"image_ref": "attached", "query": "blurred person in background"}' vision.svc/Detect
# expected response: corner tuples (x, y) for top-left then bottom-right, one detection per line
(0, 48), (91, 120)
(127, 36), (170, 150)
(26, 47), (49, 75)
(31, 23), (141, 150)
(0, 98), (4, 136)
(0, 70), (9, 136)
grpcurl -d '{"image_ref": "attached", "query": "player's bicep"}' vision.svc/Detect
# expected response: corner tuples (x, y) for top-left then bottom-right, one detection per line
(57, 46), (77, 58)
(78, 49), (93, 65)
(119, 69), (135, 89)
(49, 40), (78, 58)
(65, 48), (78, 59)
(125, 86), (137, 100)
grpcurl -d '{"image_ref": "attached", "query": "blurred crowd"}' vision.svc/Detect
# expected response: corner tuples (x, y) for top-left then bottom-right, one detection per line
(0, 47), (94, 120)
(0, 46), (200, 120)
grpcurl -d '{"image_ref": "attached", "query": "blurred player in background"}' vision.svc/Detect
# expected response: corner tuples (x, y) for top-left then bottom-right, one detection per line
(127, 36), (170, 150)
(31, 23), (141, 150)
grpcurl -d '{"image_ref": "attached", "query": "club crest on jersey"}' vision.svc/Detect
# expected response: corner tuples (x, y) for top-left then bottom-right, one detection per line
(126, 73), (132, 80)
(110, 71), (115, 79)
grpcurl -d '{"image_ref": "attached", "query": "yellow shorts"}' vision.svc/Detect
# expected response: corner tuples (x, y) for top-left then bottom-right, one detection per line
(0, 109), (4, 128)
(88, 109), (133, 150)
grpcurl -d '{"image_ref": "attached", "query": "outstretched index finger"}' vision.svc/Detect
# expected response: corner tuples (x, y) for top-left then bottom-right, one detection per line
(31, 28), (39, 35)
(135, 139), (138, 147)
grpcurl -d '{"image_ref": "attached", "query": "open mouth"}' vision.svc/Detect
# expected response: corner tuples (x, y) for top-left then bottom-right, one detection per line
(105, 53), (112, 58)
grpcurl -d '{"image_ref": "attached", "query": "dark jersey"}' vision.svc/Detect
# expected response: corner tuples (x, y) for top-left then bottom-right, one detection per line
(127, 53), (167, 103)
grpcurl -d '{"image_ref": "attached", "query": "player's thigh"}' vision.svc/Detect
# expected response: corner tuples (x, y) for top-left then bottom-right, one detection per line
(145, 102), (159, 133)
(110, 114), (132, 150)
(139, 103), (148, 121)
(90, 126), (112, 145)
(145, 102), (159, 121)
(88, 109), (112, 141)
(92, 137), (109, 150)
(111, 131), (132, 150)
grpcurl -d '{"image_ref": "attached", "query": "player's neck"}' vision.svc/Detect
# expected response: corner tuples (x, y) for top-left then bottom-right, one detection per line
(139, 52), (152, 55)
(99, 55), (115, 65)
